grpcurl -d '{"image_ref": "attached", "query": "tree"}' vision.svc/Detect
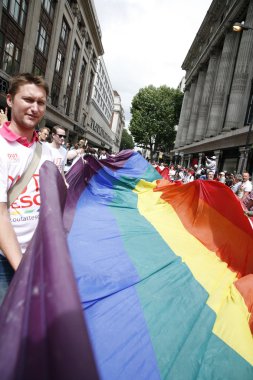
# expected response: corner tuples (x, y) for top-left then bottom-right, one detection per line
(129, 85), (183, 161)
(120, 128), (135, 150)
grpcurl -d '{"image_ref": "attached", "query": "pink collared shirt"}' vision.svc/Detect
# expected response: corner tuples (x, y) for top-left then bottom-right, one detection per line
(0, 121), (38, 147)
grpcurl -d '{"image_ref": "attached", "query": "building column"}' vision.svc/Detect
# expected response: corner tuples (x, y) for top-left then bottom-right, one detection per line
(198, 152), (203, 167)
(223, 1), (253, 131)
(45, 1), (66, 95)
(81, 45), (95, 121)
(195, 52), (219, 141)
(213, 150), (222, 172)
(238, 147), (250, 173)
(179, 152), (184, 166)
(179, 81), (197, 147)
(174, 88), (190, 148)
(206, 32), (238, 137)
(186, 70), (206, 144)
(58, 19), (78, 112)
(20, 0), (41, 72)
(0, 1), (3, 22)
(186, 154), (192, 168)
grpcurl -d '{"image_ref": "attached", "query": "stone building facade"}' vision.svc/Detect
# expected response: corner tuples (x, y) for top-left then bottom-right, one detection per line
(0, 0), (123, 150)
(173, 0), (253, 174)
(88, 57), (115, 151)
(111, 91), (125, 153)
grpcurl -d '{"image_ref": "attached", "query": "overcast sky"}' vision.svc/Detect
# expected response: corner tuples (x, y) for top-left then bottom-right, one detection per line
(93, 0), (213, 125)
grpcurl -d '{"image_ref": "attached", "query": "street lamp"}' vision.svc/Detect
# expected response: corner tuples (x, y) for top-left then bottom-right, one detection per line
(232, 22), (253, 32)
(232, 21), (253, 172)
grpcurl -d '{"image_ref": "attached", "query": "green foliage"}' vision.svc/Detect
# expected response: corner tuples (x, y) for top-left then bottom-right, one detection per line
(120, 128), (135, 150)
(129, 85), (183, 160)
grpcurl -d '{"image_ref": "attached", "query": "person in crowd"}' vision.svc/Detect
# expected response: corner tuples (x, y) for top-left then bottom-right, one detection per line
(218, 171), (226, 184)
(99, 149), (108, 160)
(245, 209), (253, 217)
(237, 172), (252, 199)
(206, 171), (215, 180)
(242, 189), (253, 216)
(205, 155), (217, 174)
(65, 139), (87, 173)
(199, 167), (207, 180)
(195, 165), (204, 179)
(225, 172), (234, 188)
(46, 125), (68, 177)
(225, 176), (233, 188)
(38, 126), (50, 142)
(0, 72), (53, 303)
(175, 165), (185, 181)
(85, 146), (98, 158)
(159, 162), (165, 171)
(183, 168), (194, 183)
(230, 174), (242, 194)
(169, 165), (176, 181)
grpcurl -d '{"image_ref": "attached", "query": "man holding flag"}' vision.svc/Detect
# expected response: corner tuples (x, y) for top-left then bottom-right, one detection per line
(0, 73), (53, 304)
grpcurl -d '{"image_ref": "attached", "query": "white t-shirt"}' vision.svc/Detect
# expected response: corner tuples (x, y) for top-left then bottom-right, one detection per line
(242, 180), (253, 193)
(46, 143), (67, 174)
(0, 137), (53, 253)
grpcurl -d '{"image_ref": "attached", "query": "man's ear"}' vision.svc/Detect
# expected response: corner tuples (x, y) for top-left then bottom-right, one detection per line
(6, 94), (13, 108)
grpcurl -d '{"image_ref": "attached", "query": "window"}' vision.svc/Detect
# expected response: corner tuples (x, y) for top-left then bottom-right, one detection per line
(51, 81), (61, 107)
(72, 43), (78, 60)
(55, 51), (63, 72)
(33, 1), (54, 75)
(61, 19), (69, 44)
(4, 0), (28, 30)
(67, 68), (73, 86)
(2, 40), (21, 74)
(0, 76), (9, 94)
(37, 25), (49, 55)
(42, 0), (55, 19)
(64, 95), (69, 113)
(65, 41), (79, 115)
(33, 65), (43, 76)
(51, 19), (70, 107)
(1, 2), (27, 75)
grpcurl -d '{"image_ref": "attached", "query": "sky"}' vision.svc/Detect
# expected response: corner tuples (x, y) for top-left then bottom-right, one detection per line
(93, 0), (213, 126)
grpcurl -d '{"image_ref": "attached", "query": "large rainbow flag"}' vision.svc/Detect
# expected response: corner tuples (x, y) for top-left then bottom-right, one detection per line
(0, 150), (252, 380)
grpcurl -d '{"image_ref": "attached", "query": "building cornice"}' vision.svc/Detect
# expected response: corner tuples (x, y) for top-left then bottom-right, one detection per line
(81, 0), (104, 56)
(172, 125), (252, 154)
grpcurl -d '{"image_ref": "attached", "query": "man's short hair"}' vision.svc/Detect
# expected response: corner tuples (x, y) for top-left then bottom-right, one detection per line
(52, 125), (65, 134)
(8, 73), (49, 98)
(235, 174), (243, 181)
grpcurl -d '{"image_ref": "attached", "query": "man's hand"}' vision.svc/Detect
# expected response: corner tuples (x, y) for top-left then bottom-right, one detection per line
(0, 108), (8, 126)
(0, 202), (22, 270)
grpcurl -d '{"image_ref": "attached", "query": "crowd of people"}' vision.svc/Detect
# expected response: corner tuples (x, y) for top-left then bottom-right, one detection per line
(152, 158), (253, 218)
(0, 72), (252, 308)
(37, 125), (111, 176)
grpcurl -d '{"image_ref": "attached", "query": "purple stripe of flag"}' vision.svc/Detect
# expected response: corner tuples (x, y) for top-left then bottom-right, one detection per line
(0, 161), (98, 380)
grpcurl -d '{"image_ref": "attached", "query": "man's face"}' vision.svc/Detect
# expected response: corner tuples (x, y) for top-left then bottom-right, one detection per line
(243, 173), (249, 182)
(7, 83), (46, 130)
(52, 128), (66, 146)
(208, 172), (214, 180)
(39, 128), (49, 141)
